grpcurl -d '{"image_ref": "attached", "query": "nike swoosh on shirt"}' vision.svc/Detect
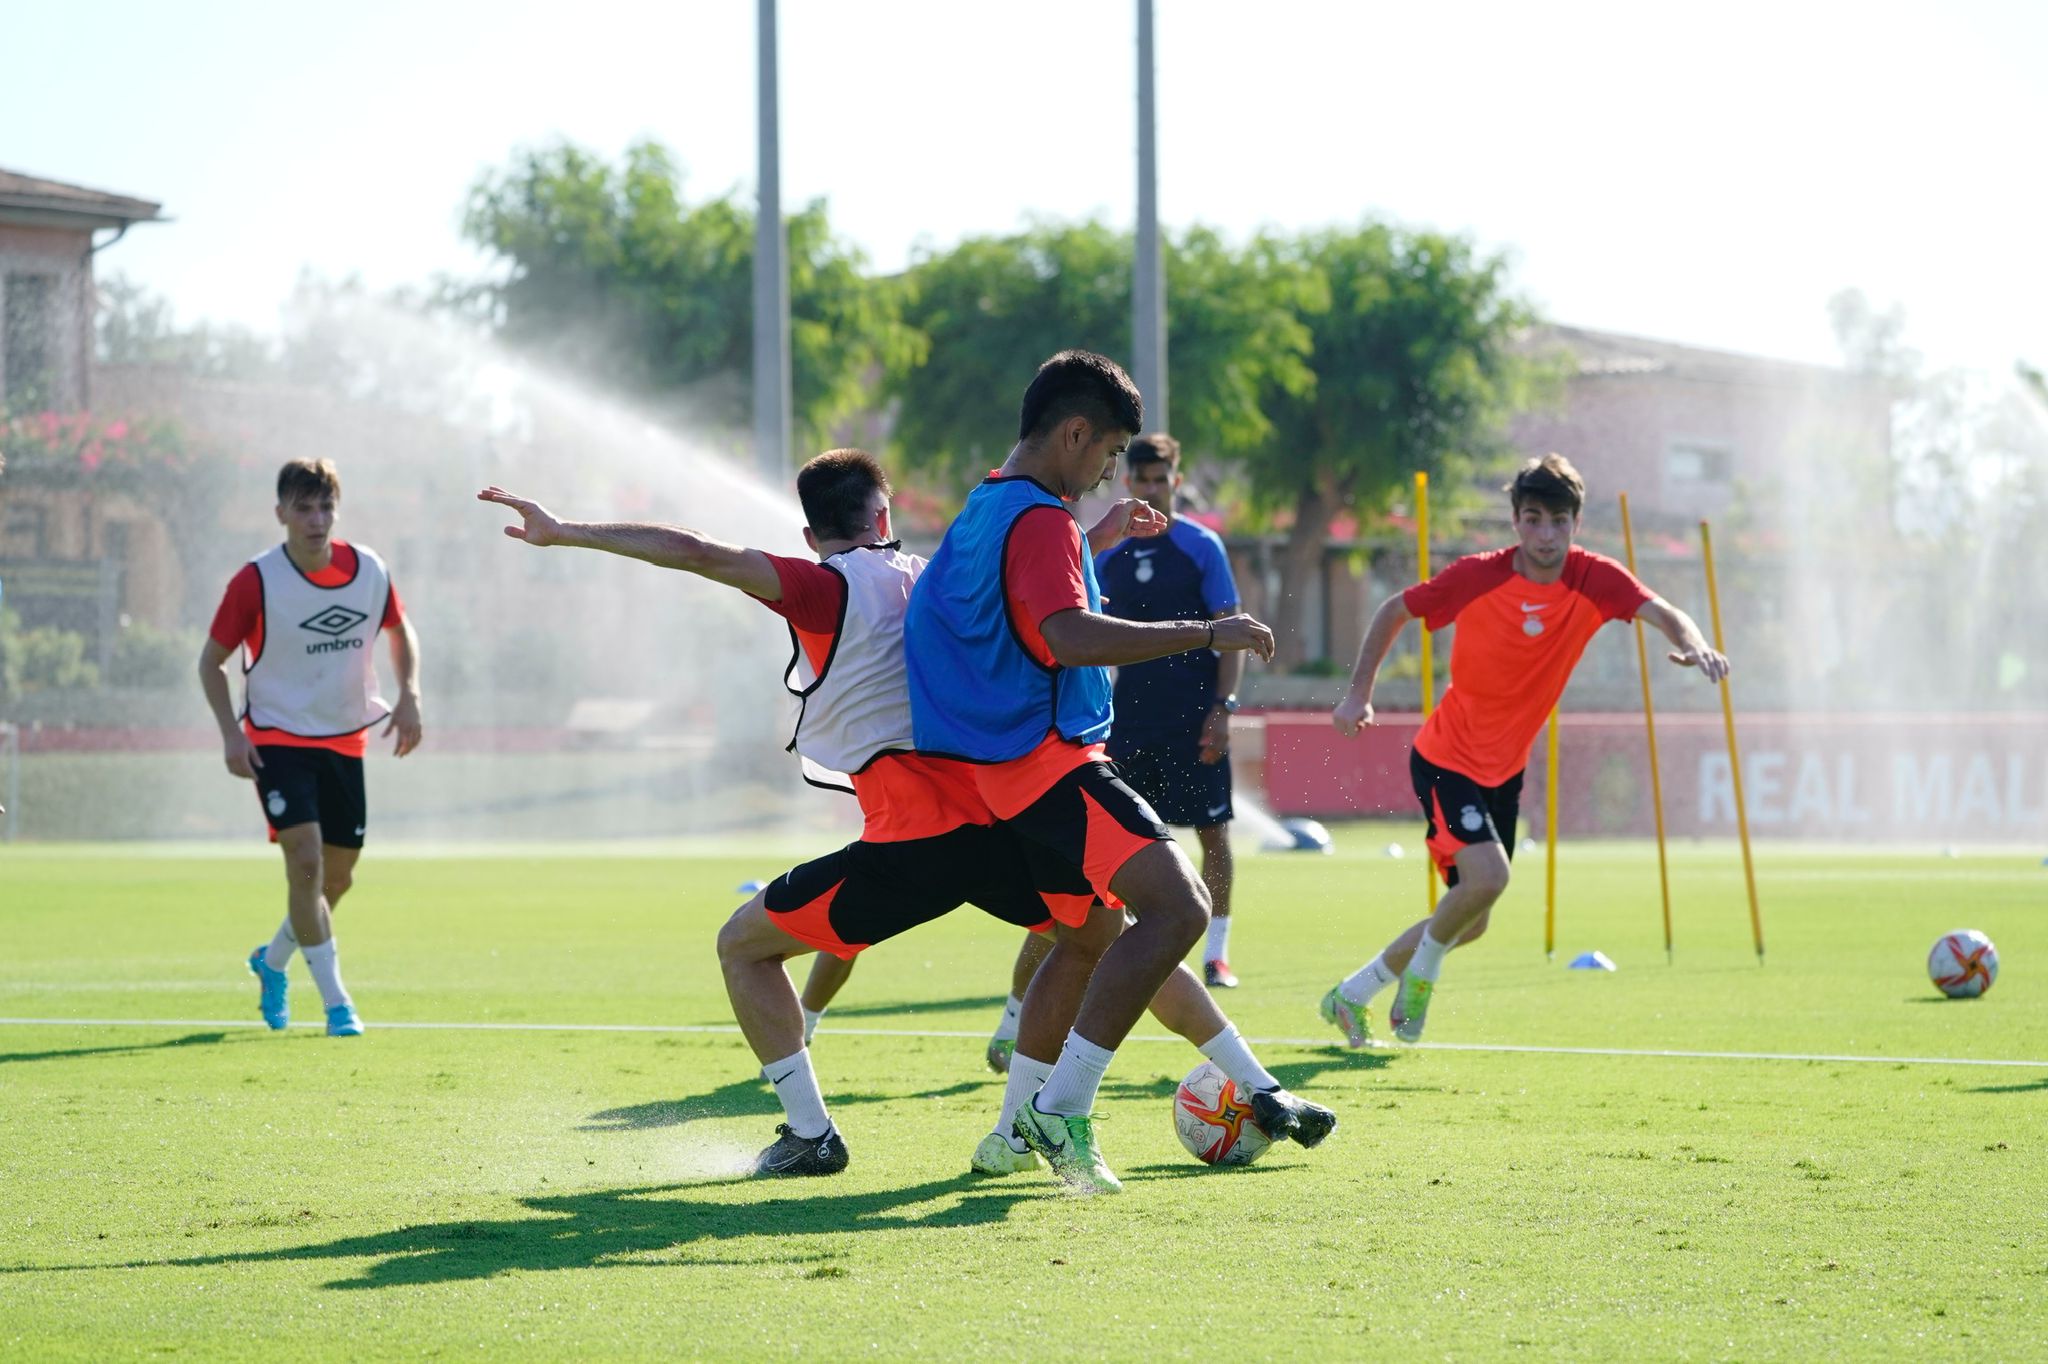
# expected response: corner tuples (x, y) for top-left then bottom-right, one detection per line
(1519, 602), (1549, 612)
(1132, 548), (1158, 558)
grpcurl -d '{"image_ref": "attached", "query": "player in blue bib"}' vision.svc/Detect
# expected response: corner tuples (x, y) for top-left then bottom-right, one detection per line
(1093, 434), (1247, 987)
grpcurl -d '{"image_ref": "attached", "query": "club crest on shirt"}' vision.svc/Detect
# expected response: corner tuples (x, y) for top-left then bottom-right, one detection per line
(1523, 615), (1545, 636)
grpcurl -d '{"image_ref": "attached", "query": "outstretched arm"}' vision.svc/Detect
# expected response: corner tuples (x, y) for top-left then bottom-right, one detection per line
(1038, 609), (1275, 669)
(1637, 597), (1730, 683)
(1332, 592), (1415, 736)
(479, 486), (782, 600)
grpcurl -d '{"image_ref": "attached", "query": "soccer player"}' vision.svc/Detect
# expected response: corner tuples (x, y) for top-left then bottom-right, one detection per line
(1094, 433), (1247, 987)
(905, 350), (1335, 1194)
(198, 459), (423, 1038)
(479, 453), (1164, 1178)
(1319, 453), (1730, 1046)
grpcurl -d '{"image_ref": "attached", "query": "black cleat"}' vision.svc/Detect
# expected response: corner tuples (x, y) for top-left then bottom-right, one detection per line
(1250, 1088), (1338, 1149)
(753, 1123), (850, 1177)
(1204, 959), (1240, 989)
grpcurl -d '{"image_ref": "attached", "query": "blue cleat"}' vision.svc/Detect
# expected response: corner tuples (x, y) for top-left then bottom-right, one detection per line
(248, 947), (289, 1031)
(324, 1003), (364, 1037)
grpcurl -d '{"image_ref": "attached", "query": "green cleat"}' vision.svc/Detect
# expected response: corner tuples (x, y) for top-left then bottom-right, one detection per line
(1388, 971), (1435, 1043)
(1319, 986), (1375, 1049)
(1012, 1101), (1121, 1195)
(969, 1131), (1041, 1176)
(985, 1036), (1016, 1074)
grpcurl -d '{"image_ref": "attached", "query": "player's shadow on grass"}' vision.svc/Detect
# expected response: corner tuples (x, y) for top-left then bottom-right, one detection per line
(582, 1078), (986, 1132)
(815, 993), (1007, 1020)
(1969, 1076), (2048, 1093)
(14, 1175), (1042, 1291)
(0, 1030), (230, 1068)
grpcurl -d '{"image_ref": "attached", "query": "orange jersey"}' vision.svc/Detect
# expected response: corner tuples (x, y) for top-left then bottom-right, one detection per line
(1405, 545), (1652, 786)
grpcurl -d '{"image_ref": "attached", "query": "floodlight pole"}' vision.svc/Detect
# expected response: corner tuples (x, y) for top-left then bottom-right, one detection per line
(753, 0), (793, 482)
(1132, 0), (1167, 432)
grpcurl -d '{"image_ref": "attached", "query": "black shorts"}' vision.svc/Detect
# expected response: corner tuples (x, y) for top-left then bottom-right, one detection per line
(764, 822), (1063, 961)
(1003, 761), (1173, 906)
(1107, 727), (1233, 827)
(1411, 749), (1522, 887)
(254, 746), (367, 848)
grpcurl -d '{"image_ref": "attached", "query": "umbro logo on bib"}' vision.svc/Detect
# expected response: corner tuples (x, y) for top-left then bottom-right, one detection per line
(301, 606), (369, 637)
(300, 606), (369, 655)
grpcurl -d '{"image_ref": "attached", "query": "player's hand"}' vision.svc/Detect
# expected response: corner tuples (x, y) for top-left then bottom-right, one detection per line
(479, 486), (568, 547)
(1668, 645), (1731, 684)
(1208, 614), (1275, 663)
(1332, 691), (1375, 737)
(223, 732), (263, 781)
(1199, 705), (1231, 765)
(1086, 498), (1168, 554)
(384, 693), (424, 758)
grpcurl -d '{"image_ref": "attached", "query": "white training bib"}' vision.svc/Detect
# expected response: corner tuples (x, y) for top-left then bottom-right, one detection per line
(783, 544), (923, 786)
(243, 542), (392, 739)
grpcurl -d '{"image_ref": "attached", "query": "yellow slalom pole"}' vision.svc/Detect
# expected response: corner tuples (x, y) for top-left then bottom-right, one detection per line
(1415, 471), (1438, 916)
(1543, 707), (1559, 961)
(1621, 494), (1675, 963)
(1699, 520), (1764, 964)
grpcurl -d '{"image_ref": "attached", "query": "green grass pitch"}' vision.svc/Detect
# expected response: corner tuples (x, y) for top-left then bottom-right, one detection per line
(2, 834), (2044, 1360)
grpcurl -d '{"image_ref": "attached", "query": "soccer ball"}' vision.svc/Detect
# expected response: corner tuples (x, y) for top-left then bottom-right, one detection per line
(1927, 930), (1999, 999)
(1173, 1061), (1273, 1166)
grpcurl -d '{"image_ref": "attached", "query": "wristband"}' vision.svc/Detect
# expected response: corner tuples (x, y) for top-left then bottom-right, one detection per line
(1204, 620), (1215, 650)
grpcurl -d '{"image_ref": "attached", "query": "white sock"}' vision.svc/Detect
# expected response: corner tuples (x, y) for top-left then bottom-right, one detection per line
(1410, 928), (1451, 982)
(996, 1052), (1056, 1152)
(802, 1007), (824, 1045)
(300, 940), (351, 1010)
(763, 1048), (831, 1139)
(991, 994), (1023, 1043)
(1341, 955), (1399, 1005)
(1205, 915), (1231, 963)
(1198, 1025), (1279, 1093)
(263, 919), (298, 972)
(1034, 1030), (1115, 1117)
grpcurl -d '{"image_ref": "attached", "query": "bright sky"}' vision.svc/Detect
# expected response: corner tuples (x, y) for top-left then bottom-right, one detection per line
(5, 0), (2042, 375)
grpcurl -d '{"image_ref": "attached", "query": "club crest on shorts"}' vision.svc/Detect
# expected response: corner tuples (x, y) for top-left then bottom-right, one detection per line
(1459, 804), (1485, 833)
(266, 790), (287, 817)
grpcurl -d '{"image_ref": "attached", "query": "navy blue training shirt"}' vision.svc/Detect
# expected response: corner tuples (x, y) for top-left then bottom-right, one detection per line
(1093, 516), (1239, 735)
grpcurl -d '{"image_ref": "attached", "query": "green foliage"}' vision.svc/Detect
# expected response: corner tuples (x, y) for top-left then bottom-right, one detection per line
(1250, 223), (1543, 518)
(108, 619), (202, 689)
(883, 220), (1318, 492)
(460, 140), (920, 451)
(0, 607), (98, 696)
(95, 274), (276, 378)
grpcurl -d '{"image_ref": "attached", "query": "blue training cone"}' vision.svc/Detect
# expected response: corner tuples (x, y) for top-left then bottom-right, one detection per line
(1568, 951), (1617, 971)
(736, 879), (767, 893)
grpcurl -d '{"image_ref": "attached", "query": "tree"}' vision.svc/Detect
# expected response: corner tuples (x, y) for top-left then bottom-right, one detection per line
(459, 140), (920, 452)
(1246, 224), (1541, 666)
(882, 220), (1318, 492)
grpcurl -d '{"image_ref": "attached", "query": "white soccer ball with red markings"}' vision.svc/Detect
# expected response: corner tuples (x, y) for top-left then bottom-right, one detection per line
(1173, 1060), (1273, 1166)
(1928, 929), (1999, 999)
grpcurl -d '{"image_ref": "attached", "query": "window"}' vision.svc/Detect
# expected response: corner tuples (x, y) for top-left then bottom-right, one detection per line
(1666, 440), (1733, 484)
(4, 272), (59, 408)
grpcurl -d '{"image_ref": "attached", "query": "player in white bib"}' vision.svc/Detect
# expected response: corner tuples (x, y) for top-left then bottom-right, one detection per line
(199, 459), (424, 1036)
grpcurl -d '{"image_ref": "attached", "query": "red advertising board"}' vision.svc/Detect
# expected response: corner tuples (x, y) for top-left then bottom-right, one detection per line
(1260, 711), (2048, 842)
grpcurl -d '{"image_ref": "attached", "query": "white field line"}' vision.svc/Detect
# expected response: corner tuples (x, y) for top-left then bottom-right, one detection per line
(0, 1016), (2042, 1069)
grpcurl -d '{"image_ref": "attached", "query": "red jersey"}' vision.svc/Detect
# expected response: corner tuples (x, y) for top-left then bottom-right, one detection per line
(209, 541), (406, 758)
(1405, 545), (1652, 786)
(752, 553), (994, 842)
